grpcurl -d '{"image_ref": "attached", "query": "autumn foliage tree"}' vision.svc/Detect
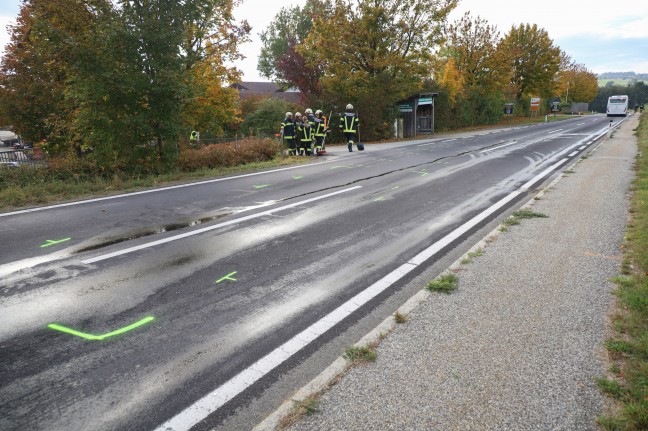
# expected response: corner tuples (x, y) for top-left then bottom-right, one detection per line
(0, 0), (107, 153)
(301, 0), (457, 140)
(258, 1), (323, 102)
(435, 12), (510, 127)
(497, 23), (562, 104)
(1, 0), (249, 173)
(556, 59), (598, 105)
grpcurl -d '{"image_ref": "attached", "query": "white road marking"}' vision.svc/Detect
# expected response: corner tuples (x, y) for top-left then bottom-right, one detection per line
(152, 123), (613, 431)
(568, 151), (579, 157)
(152, 185), (525, 431)
(417, 138), (455, 147)
(479, 140), (518, 154)
(0, 157), (365, 218)
(81, 186), (362, 264)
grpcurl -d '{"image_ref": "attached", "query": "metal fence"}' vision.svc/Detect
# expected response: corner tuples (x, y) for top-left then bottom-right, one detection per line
(0, 148), (48, 167)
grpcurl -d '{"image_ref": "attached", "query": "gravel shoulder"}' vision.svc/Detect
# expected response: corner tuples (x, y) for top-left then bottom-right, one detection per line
(257, 115), (638, 431)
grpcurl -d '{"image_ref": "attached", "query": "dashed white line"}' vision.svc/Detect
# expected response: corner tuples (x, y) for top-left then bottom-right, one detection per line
(568, 151), (579, 157)
(152, 121), (612, 431)
(152, 185), (525, 431)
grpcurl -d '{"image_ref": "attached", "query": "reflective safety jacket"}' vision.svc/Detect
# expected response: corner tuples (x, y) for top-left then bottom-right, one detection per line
(314, 116), (327, 137)
(306, 113), (316, 128)
(297, 121), (313, 143)
(281, 118), (296, 139)
(339, 112), (359, 133)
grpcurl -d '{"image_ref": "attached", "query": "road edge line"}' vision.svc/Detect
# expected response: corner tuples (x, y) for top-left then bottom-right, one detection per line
(251, 126), (613, 431)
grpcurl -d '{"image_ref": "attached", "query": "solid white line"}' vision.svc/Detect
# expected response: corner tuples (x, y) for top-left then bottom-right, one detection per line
(152, 184), (531, 431)
(479, 140), (517, 154)
(568, 151), (579, 157)
(0, 157), (364, 218)
(153, 125), (614, 431)
(520, 158), (569, 191)
(82, 186), (362, 264)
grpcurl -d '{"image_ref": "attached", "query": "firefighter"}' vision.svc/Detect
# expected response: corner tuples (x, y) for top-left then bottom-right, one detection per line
(281, 112), (297, 156)
(189, 130), (199, 146)
(339, 104), (359, 152)
(305, 108), (316, 128)
(313, 110), (328, 155)
(296, 112), (313, 156)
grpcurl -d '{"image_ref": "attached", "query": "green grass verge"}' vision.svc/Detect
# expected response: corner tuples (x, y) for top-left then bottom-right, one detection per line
(597, 112), (648, 430)
(343, 346), (377, 364)
(0, 156), (309, 211)
(426, 274), (458, 294)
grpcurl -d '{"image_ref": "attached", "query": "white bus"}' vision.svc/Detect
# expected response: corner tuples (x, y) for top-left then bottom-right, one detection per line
(607, 95), (629, 117)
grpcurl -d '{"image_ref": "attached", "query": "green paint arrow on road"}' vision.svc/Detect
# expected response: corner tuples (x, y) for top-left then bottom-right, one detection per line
(47, 316), (155, 340)
(40, 238), (71, 248)
(253, 184), (271, 189)
(215, 271), (237, 283)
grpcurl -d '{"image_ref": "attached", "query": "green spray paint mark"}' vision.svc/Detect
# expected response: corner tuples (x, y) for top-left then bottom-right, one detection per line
(40, 238), (72, 248)
(47, 316), (155, 340)
(293, 176), (303, 180)
(215, 271), (237, 283)
(253, 184), (271, 189)
(391, 186), (400, 190)
(410, 170), (428, 177)
(375, 196), (385, 201)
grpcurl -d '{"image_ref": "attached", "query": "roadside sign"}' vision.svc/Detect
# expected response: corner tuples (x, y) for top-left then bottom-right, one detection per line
(398, 104), (413, 113)
(530, 97), (541, 111)
(504, 103), (514, 115)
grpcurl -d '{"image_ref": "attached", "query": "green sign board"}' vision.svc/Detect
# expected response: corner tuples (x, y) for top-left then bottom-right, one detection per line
(398, 104), (413, 112)
(418, 97), (433, 105)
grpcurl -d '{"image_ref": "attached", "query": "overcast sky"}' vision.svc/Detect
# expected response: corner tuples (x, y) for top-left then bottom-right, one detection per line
(1, 0), (647, 81)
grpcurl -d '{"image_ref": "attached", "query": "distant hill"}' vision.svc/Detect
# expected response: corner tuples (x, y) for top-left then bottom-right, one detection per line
(597, 72), (647, 87)
(598, 72), (648, 80)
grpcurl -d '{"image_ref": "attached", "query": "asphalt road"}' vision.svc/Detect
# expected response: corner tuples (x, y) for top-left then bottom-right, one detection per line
(0, 115), (621, 431)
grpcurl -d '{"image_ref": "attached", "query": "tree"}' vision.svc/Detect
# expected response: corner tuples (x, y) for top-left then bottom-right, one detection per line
(497, 23), (561, 101)
(258, 1), (323, 103)
(181, 0), (251, 135)
(66, 0), (249, 171)
(0, 0), (106, 153)
(556, 60), (598, 104)
(302, 0), (457, 140)
(444, 12), (506, 95)
(258, 3), (316, 86)
(239, 97), (294, 137)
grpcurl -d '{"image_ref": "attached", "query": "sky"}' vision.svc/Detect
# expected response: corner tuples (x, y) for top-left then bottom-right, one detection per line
(1, 0), (647, 82)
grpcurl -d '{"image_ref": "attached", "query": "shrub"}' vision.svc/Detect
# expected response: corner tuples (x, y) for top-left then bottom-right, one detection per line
(178, 137), (284, 171)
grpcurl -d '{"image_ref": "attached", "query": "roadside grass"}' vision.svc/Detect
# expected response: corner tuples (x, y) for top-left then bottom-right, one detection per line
(597, 112), (648, 430)
(343, 346), (377, 364)
(502, 209), (549, 228)
(460, 248), (484, 264)
(279, 396), (321, 429)
(512, 209), (549, 219)
(426, 273), (458, 294)
(394, 311), (407, 323)
(0, 149), (309, 211)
